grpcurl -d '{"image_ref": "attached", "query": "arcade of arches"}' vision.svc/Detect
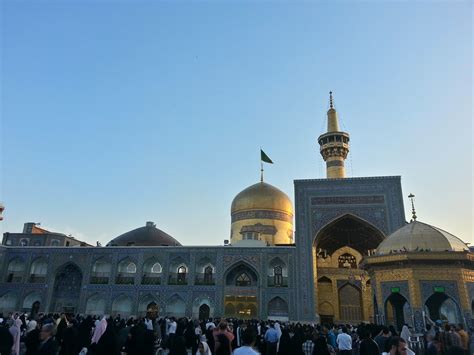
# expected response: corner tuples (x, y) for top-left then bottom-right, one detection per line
(313, 214), (384, 324)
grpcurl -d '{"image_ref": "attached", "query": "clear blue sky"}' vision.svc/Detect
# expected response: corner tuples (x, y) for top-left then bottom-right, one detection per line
(1, 1), (472, 246)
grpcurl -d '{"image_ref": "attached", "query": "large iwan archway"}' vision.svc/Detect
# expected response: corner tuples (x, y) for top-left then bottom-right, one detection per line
(224, 262), (259, 318)
(51, 263), (83, 313)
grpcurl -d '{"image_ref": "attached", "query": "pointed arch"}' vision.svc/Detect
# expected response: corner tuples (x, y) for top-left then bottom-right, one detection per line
(268, 296), (289, 318)
(0, 291), (18, 311)
(86, 293), (107, 315)
(22, 291), (42, 310)
(6, 257), (26, 282)
(314, 213), (385, 255)
(138, 294), (159, 316)
(385, 292), (411, 330)
(224, 261), (259, 287)
(425, 293), (462, 325)
(143, 257), (162, 273)
(51, 262), (83, 313)
(142, 258), (162, 285)
(29, 258), (48, 283)
(112, 294), (134, 316)
(192, 296), (214, 319)
(318, 276), (332, 283)
(319, 301), (335, 316)
(116, 258), (136, 284)
(339, 283), (362, 323)
(117, 258), (137, 274)
(165, 294), (186, 318)
(91, 257), (111, 284)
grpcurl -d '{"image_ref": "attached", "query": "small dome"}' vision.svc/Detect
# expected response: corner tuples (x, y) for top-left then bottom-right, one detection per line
(106, 222), (181, 247)
(376, 220), (468, 255)
(231, 182), (293, 215)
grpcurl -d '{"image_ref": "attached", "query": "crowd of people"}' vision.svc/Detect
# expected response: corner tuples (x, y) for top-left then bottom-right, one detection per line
(0, 311), (472, 355)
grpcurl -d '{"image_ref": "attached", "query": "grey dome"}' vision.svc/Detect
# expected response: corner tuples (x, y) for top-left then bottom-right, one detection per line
(106, 222), (181, 247)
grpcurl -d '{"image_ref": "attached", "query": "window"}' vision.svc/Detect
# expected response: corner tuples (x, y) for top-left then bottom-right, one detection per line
(126, 262), (137, 273)
(243, 232), (258, 240)
(51, 240), (60, 247)
(273, 266), (283, 286)
(151, 262), (162, 274)
(204, 266), (213, 283)
(177, 266), (187, 283)
(338, 253), (357, 269)
(236, 273), (251, 286)
(20, 239), (29, 247)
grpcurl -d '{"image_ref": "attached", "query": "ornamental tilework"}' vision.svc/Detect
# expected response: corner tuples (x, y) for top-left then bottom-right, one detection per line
(381, 281), (410, 305)
(294, 176), (405, 321)
(413, 308), (425, 333)
(420, 281), (460, 305)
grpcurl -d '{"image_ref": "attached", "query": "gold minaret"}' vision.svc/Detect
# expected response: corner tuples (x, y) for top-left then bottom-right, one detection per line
(318, 92), (350, 178)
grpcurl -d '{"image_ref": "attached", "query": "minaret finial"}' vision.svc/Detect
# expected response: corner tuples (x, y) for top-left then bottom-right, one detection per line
(329, 91), (334, 109)
(408, 193), (417, 221)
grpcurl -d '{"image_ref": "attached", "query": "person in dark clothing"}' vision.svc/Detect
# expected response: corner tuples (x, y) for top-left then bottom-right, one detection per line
(37, 323), (59, 355)
(205, 326), (215, 355)
(277, 328), (292, 355)
(215, 332), (231, 355)
(169, 335), (187, 355)
(24, 321), (41, 355)
(59, 320), (79, 355)
(94, 318), (120, 355)
(388, 325), (398, 337)
(123, 322), (154, 355)
(0, 324), (14, 355)
(313, 333), (330, 355)
(374, 327), (391, 353)
(77, 316), (94, 351)
(55, 315), (68, 348)
(358, 328), (380, 355)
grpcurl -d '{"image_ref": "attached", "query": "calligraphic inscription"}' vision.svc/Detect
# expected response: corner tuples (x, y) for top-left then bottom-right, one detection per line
(231, 210), (292, 223)
(311, 195), (385, 205)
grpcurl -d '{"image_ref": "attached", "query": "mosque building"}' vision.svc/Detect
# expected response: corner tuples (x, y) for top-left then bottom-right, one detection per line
(0, 93), (472, 331)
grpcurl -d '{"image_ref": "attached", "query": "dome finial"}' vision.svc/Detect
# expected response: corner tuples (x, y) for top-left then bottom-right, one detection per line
(408, 193), (417, 221)
(329, 91), (334, 109)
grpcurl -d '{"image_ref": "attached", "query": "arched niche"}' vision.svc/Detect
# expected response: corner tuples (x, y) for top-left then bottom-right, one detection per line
(225, 262), (259, 287)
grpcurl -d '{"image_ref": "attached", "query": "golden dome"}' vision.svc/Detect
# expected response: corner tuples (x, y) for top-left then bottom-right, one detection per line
(376, 220), (469, 255)
(231, 182), (293, 215)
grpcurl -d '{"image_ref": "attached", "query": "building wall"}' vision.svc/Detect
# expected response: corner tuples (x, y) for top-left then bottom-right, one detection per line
(369, 262), (474, 331)
(2, 232), (84, 247)
(0, 245), (296, 319)
(294, 176), (406, 321)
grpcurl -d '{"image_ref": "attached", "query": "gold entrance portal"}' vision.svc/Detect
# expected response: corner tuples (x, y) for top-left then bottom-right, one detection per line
(224, 295), (257, 318)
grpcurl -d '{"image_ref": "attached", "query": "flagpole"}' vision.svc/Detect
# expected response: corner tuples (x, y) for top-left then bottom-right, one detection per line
(260, 147), (264, 182)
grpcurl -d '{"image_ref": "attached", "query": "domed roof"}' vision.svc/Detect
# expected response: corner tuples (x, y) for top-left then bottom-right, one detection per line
(376, 220), (468, 255)
(231, 182), (293, 215)
(106, 222), (181, 247)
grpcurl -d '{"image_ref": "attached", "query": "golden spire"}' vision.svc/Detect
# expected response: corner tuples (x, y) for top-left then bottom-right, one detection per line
(327, 91), (340, 132)
(317, 91), (350, 179)
(408, 193), (417, 221)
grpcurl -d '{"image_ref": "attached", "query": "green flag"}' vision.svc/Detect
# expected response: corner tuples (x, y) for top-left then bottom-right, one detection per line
(260, 149), (273, 164)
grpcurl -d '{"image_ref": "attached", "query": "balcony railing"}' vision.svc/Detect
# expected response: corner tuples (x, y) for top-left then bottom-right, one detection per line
(195, 273), (215, 285)
(29, 274), (47, 283)
(267, 276), (288, 287)
(6, 273), (22, 283)
(116, 274), (135, 285)
(142, 274), (161, 285)
(90, 272), (110, 284)
(168, 273), (187, 285)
